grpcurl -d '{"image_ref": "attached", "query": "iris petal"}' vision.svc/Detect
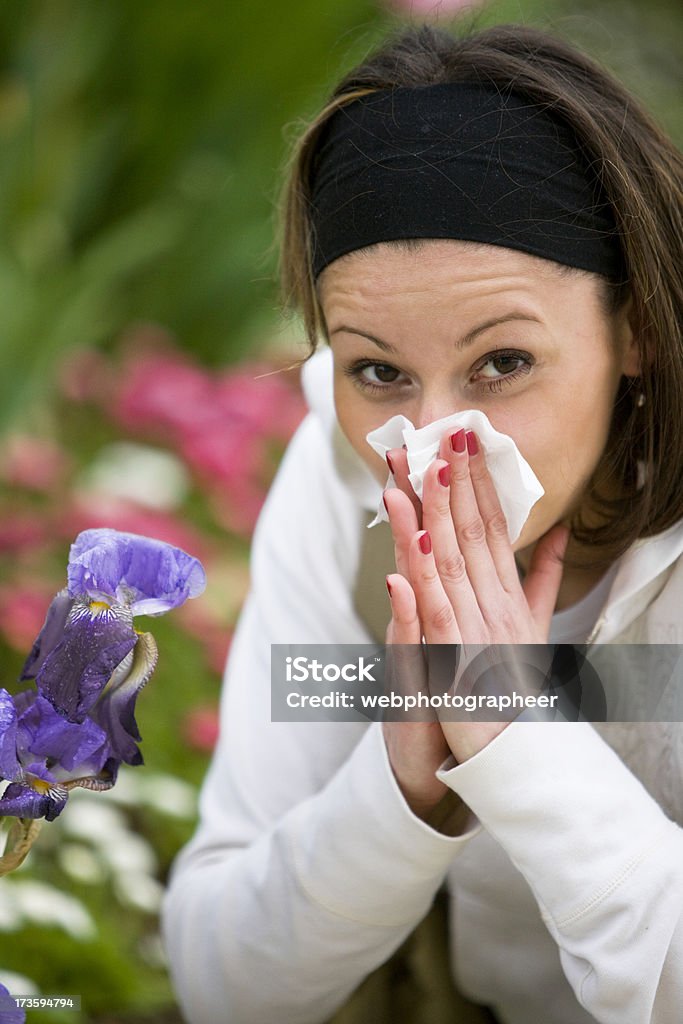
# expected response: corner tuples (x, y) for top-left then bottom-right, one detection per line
(36, 599), (137, 723)
(17, 695), (108, 776)
(0, 982), (26, 1023)
(67, 528), (206, 615)
(0, 781), (67, 821)
(0, 689), (20, 781)
(20, 590), (74, 682)
(91, 631), (158, 766)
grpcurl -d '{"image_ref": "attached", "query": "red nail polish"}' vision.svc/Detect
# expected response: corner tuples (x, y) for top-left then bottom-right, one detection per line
(450, 429), (466, 454)
(438, 465), (450, 487)
(466, 431), (479, 456)
(419, 531), (432, 555)
(386, 577), (393, 596)
(386, 452), (395, 473)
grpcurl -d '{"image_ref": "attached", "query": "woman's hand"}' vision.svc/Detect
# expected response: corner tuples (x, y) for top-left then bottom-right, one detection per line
(381, 447), (453, 821)
(381, 582), (453, 821)
(384, 428), (569, 765)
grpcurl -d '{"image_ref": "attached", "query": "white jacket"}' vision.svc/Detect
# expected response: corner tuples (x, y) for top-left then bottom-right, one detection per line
(162, 348), (683, 1024)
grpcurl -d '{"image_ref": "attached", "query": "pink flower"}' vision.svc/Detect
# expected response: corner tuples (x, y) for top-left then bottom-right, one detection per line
(76, 331), (306, 538)
(113, 350), (213, 439)
(183, 706), (221, 752)
(0, 582), (54, 652)
(0, 435), (71, 492)
(0, 511), (53, 554)
(112, 343), (305, 453)
(213, 365), (306, 440)
(108, 343), (305, 535)
(179, 423), (264, 486)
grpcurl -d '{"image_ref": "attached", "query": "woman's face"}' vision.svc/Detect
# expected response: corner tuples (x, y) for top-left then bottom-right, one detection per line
(319, 240), (639, 553)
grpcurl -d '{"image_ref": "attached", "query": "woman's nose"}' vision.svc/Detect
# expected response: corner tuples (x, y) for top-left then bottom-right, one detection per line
(413, 392), (461, 429)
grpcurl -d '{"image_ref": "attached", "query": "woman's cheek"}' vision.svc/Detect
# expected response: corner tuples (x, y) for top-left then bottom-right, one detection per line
(335, 403), (387, 482)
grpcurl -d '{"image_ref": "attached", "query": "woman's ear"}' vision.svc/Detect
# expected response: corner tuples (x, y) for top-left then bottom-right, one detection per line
(615, 294), (642, 378)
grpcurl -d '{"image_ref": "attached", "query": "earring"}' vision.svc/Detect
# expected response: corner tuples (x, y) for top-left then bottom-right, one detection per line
(636, 392), (645, 408)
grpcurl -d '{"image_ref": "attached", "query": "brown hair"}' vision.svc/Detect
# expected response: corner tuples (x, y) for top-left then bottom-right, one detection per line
(279, 24), (683, 567)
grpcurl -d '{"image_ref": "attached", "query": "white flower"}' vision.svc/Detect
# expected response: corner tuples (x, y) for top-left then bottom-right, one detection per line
(114, 873), (164, 913)
(0, 879), (95, 939)
(57, 843), (107, 885)
(77, 443), (189, 509)
(0, 970), (39, 996)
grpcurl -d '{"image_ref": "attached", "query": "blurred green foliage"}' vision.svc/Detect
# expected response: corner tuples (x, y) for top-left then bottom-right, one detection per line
(0, 0), (384, 429)
(0, 0), (680, 431)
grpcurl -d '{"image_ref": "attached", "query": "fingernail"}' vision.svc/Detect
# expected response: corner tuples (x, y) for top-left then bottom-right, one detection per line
(418, 531), (432, 555)
(438, 465), (450, 487)
(386, 577), (393, 597)
(450, 428), (466, 454)
(386, 452), (395, 473)
(466, 430), (479, 456)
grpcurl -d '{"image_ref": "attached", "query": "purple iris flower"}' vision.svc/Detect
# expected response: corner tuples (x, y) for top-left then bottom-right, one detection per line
(0, 983), (25, 1023)
(0, 529), (205, 825)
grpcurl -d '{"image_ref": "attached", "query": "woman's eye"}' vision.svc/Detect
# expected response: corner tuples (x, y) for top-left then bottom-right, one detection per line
(344, 360), (409, 393)
(344, 350), (532, 396)
(471, 350), (533, 390)
(476, 353), (527, 379)
(360, 363), (401, 385)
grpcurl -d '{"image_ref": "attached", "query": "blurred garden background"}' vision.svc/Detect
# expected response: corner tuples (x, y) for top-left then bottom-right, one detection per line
(0, 0), (680, 1021)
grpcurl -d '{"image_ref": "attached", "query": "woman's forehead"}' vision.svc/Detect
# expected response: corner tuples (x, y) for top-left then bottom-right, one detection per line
(318, 240), (591, 309)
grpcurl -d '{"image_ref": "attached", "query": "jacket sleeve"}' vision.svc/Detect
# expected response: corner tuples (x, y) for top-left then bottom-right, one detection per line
(161, 413), (476, 1024)
(436, 720), (683, 1024)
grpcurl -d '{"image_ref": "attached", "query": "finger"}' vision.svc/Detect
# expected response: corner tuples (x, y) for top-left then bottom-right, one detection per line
(522, 524), (570, 634)
(385, 574), (434, 726)
(408, 529), (462, 644)
(387, 573), (423, 651)
(384, 487), (420, 578)
(445, 427), (501, 600)
(464, 430), (522, 594)
(386, 447), (422, 524)
(385, 571), (421, 642)
(385, 573), (421, 645)
(420, 458), (484, 639)
(437, 431), (453, 462)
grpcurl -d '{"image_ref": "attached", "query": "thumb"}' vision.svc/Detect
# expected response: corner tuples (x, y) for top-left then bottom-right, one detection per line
(522, 523), (570, 636)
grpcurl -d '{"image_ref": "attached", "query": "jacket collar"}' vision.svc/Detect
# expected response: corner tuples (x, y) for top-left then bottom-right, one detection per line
(591, 519), (683, 643)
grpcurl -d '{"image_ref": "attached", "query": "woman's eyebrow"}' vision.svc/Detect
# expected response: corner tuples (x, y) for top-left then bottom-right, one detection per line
(329, 313), (542, 353)
(458, 313), (543, 348)
(328, 327), (397, 353)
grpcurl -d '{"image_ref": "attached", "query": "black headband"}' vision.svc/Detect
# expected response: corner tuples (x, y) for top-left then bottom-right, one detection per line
(309, 82), (624, 281)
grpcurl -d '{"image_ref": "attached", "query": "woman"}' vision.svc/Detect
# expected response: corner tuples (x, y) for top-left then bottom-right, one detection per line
(163, 23), (683, 1024)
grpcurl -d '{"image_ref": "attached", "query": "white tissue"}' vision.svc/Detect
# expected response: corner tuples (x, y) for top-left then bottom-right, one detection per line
(366, 410), (544, 542)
